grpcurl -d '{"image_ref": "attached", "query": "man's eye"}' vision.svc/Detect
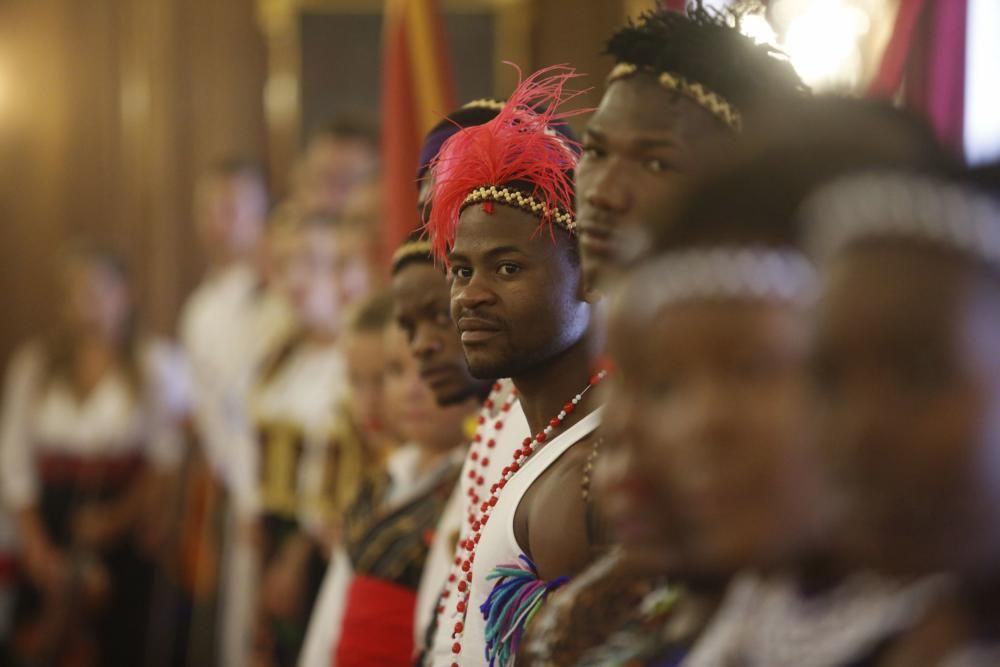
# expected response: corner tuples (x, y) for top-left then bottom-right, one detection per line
(498, 263), (521, 276)
(582, 144), (605, 159)
(451, 266), (472, 280)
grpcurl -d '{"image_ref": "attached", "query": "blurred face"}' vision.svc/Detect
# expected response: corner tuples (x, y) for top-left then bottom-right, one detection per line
(577, 76), (730, 288)
(62, 257), (132, 342)
(447, 204), (591, 379)
(812, 243), (1000, 577)
(393, 262), (491, 406)
(196, 173), (267, 258)
(600, 280), (816, 577)
(298, 137), (377, 217)
(282, 223), (371, 334)
(344, 329), (387, 441)
(381, 324), (472, 450)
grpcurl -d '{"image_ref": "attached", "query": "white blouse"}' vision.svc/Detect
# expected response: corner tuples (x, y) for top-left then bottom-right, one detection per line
(228, 338), (347, 524)
(0, 339), (187, 511)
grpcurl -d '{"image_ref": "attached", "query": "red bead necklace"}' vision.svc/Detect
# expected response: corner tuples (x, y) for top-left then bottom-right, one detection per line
(443, 369), (609, 663)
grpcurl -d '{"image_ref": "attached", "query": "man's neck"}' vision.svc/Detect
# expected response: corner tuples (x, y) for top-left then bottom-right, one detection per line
(512, 328), (601, 436)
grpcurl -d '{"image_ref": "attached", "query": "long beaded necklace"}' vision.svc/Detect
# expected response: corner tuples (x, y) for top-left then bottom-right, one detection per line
(444, 369), (609, 664)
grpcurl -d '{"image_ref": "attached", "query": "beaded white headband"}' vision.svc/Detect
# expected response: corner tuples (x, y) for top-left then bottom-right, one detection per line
(626, 246), (817, 318)
(802, 171), (1000, 264)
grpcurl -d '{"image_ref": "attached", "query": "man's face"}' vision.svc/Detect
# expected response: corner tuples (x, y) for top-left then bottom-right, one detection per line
(447, 203), (591, 380)
(812, 243), (1000, 576)
(599, 284), (816, 577)
(298, 137), (377, 217)
(576, 75), (729, 288)
(196, 174), (267, 258)
(283, 224), (371, 334)
(392, 262), (490, 406)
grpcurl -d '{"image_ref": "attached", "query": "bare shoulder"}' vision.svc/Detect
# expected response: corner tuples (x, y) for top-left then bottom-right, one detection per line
(515, 433), (600, 581)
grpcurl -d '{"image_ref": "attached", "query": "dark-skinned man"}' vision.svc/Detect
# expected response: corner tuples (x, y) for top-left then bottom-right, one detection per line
(577, 2), (805, 290)
(423, 65), (606, 667)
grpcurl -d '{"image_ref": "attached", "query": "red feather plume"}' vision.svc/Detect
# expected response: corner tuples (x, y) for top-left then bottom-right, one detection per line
(424, 64), (590, 261)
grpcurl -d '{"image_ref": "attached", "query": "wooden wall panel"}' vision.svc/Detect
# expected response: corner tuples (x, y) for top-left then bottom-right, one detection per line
(0, 0), (268, 368)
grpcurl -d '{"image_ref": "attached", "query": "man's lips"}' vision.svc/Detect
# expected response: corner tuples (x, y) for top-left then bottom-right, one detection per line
(578, 219), (615, 259)
(457, 317), (502, 344)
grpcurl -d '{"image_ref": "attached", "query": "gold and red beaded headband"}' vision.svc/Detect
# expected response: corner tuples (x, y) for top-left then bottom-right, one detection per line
(607, 62), (742, 132)
(460, 185), (577, 235)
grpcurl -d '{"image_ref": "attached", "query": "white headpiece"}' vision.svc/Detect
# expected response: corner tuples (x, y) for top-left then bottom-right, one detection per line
(802, 171), (1000, 265)
(625, 246), (817, 319)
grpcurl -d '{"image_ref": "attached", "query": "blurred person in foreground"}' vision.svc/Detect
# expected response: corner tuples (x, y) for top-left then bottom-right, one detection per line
(521, 97), (959, 666)
(0, 244), (186, 667)
(792, 166), (1000, 666)
(237, 212), (371, 667)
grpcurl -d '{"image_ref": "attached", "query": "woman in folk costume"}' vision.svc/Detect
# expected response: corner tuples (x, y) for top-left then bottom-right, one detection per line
(0, 244), (186, 667)
(241, 213), (371, 667)
(330, 314), (477, 666)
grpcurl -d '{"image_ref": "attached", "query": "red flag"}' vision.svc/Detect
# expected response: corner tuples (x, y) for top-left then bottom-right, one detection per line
(381, 0), (456, 265)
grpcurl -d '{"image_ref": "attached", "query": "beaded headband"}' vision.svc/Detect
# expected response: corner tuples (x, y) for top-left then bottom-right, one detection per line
(426, 65), (588, 261)
(460, 185), (577, 234)
(607, 62), (742, 132)
(626, 246), (817, 319)
(802, 171), (1000, 266)
(461, 98), (505, 112)
(391, 239), (434, 274)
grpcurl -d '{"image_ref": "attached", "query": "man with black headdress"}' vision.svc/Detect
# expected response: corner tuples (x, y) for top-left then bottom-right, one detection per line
(576, 1), (805, 289)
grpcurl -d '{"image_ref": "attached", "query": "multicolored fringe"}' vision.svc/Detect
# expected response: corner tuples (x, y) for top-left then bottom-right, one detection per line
(480, 554), (569, 667)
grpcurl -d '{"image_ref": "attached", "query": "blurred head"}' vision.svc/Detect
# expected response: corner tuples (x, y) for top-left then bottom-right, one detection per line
(391, 234), (492, 406)
(343, 293), (395, 445)
(59, 245), (133, 345)
(382, 322), (474, 451)
(297, 117), (378, 218)
(281, 216), (371, 335)
(806, 172), (1000, 578)
(600, 248), (818, 578)
(195, 158), (269, 263)
(577, 2), (804, 289)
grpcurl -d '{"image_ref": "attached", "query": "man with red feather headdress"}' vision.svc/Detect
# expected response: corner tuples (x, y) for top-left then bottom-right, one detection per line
(422, 65), (608, 666)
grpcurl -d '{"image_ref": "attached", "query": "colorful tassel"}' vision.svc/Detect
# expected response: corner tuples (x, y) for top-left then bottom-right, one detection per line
(480, 554), (569, 667)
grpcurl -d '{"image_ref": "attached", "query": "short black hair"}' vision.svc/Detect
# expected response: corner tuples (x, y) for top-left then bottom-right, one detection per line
(606, 2), (806, 126)
(207, 156), (266, 182)
(391, 228), (436, 276)
(653, 95), (959, 252)
(311, 114), (379, 150)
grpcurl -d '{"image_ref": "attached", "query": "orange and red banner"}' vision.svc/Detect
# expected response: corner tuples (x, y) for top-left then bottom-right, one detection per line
(381, 0), (457, 263)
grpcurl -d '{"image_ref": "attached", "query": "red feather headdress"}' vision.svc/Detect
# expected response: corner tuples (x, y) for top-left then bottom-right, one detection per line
(424, 64), (590, 261)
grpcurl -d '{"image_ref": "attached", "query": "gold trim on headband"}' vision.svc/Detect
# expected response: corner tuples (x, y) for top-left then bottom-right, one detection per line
(391, 240), (434, 269)
(607, 62), (742, 132)
(462, 186), (576, 234)
(461, 98), (505, 112)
